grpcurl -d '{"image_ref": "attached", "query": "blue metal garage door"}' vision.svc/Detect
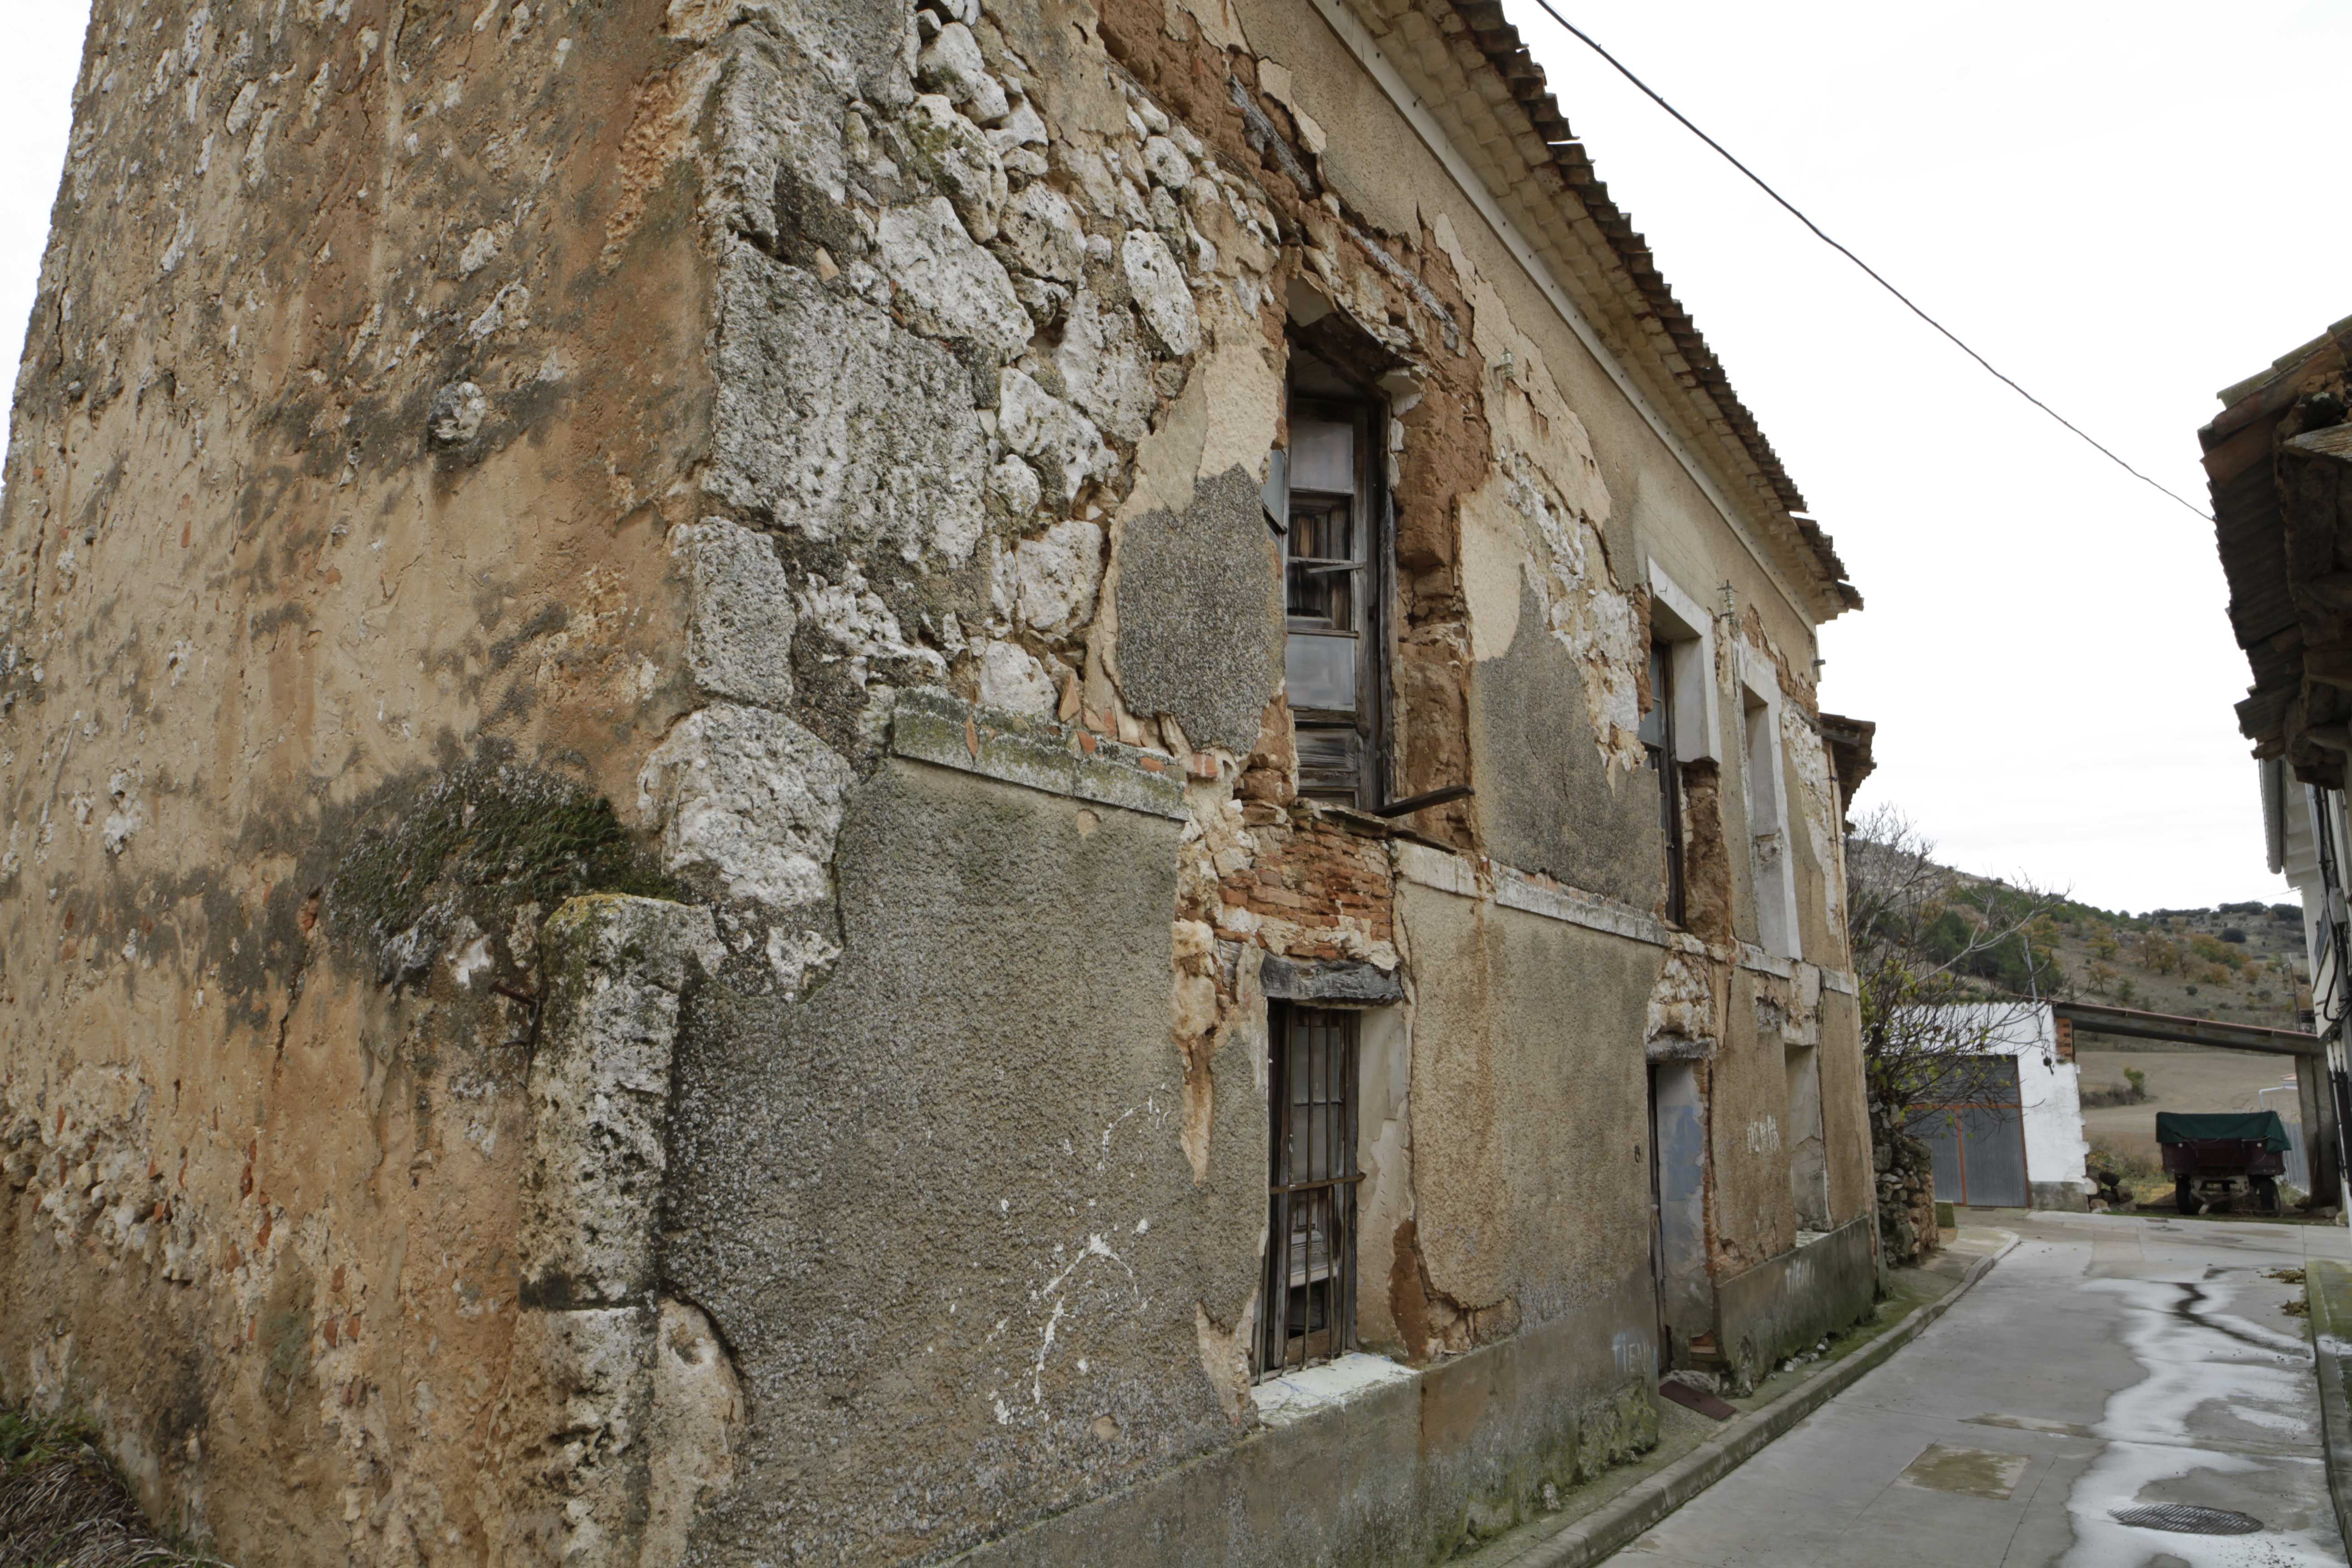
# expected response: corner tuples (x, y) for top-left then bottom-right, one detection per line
(1917, 1058), (2029, 1208)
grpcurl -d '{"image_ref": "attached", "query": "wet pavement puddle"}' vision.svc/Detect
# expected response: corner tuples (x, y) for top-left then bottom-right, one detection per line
(1896, 1442), (2032, 1499)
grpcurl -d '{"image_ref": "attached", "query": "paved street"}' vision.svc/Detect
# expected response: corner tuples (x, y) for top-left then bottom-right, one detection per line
(1613, 1212), (2351, 1566)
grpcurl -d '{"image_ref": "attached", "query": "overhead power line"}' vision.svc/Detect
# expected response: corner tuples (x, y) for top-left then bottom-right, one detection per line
(1521, 0), (2215, 523)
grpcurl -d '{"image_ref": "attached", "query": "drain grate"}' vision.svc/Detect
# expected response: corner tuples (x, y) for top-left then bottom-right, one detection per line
(2111, 1503), (2264, 1535)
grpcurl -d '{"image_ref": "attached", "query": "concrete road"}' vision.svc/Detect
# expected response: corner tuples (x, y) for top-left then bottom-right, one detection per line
(1612, 1211), (2351, 1567)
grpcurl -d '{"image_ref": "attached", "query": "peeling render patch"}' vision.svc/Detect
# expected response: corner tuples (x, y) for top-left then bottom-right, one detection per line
(1432, 212), (1642, 774)
(1112, 465), (1285, 754)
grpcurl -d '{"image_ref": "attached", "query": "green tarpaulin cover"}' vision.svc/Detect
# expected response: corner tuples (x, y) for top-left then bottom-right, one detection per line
(2155, 1111), (2291, 1151)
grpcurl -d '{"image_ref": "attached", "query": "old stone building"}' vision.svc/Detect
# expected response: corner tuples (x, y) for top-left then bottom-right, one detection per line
(0, 0), (1876, 1563)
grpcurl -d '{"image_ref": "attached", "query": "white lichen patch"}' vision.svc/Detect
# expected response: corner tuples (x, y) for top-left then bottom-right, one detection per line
(637, 705), (853, 911)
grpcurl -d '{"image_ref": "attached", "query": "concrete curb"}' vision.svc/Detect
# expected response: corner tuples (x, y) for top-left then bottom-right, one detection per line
(1502, 1232), (2020, 1568)
(2304, 1259), (2352, 1552)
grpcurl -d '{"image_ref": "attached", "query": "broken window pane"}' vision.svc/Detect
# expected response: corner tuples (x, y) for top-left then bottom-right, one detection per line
(1286, 632), (1358, 713)
(1289, 417), (1354, 495)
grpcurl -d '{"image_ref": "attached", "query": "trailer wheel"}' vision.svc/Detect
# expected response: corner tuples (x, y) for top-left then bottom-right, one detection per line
(2176, 1176), (2197, 1215)
(2253, 1176), (2281, 1215)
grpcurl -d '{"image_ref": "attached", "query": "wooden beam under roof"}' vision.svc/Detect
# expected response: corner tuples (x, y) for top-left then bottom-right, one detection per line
(2053, 1000), (2321, 1058)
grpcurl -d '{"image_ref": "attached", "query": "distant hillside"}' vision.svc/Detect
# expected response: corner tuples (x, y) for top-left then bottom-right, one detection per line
(1850, 813), (2314, 1037)
(2048, 898), (2309, 1034)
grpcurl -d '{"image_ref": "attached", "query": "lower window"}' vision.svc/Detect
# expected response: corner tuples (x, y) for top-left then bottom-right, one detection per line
(1258, 1003), (1361, 1377)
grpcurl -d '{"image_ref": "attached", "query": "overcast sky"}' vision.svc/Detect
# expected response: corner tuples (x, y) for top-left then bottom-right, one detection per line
(4, 4), (2343, 914)
(1500, 0), (2352, 914)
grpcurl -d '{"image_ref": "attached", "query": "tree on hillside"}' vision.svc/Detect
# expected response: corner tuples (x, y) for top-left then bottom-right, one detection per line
(1846, 805), (2068, 1265)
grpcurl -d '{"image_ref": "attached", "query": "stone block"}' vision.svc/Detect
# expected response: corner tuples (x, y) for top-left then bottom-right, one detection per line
(637, 704), (854, 911)
(707, 246), (990, 566)
(521, 896), (719, 1308)
(674, 518), (794, 710)
(887, 689), (1187, 819)
(1259, 955), (1404, 1004)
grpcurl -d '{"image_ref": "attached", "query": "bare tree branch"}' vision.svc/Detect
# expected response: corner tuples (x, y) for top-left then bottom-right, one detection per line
(1847, 804), (2071, 1136)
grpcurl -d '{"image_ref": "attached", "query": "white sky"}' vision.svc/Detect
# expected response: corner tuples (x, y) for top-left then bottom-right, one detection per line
(1, 4), (2341, 914)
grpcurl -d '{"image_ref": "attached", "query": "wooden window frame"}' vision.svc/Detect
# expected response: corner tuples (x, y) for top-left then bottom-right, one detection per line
(1278, 393), (1392, 810)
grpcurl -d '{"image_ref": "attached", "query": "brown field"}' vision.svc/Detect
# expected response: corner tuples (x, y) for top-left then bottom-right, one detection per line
(2077, 1048), (2304, 1166)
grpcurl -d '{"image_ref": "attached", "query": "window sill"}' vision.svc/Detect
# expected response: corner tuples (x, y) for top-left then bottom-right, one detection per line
(1250, 1351), (1416, 1429)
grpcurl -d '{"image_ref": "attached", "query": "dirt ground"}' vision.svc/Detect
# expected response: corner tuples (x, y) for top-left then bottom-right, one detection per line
(2077, 1048), (2303, 1165)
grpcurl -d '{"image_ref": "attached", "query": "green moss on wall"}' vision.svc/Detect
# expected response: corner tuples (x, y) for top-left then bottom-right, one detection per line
(329, 760), (682, 988)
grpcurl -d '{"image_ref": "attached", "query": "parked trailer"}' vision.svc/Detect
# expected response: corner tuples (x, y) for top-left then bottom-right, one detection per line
(2157, 1111), (2292, 1215)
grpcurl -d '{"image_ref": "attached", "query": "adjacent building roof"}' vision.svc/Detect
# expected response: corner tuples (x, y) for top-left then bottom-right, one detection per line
(1818, 712), (1877, 824)
(2201, 317), (2352, 789)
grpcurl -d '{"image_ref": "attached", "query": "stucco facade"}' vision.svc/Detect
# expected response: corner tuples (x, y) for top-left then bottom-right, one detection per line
(0, 1), (1874, 1563)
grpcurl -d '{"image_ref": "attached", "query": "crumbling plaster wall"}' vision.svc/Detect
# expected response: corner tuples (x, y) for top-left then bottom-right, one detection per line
(0, 1), (740, 1563)
(1393, 884), (1658, 1360)
(1235, 0), (1867, 1316)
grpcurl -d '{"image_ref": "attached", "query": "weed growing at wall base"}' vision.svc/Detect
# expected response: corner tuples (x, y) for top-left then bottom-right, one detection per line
(0, 1406), (229, 1567)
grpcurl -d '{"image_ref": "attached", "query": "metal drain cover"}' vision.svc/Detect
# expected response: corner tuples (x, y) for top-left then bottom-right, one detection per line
(2111, 1503), (2264, 1535)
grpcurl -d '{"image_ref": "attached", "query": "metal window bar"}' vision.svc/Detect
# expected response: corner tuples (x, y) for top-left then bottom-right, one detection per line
(1259, 1005), (1361, 1379)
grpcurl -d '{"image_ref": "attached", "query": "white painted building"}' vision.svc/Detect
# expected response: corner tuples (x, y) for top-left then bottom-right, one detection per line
(1906, 1004), (2092, 1211)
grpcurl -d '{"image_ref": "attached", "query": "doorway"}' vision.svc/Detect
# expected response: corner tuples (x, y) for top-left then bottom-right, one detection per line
(1648, 1062), (1712, 1364)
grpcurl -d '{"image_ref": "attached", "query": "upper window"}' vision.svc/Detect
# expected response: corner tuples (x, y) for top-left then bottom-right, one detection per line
(1641, 640), (1688, 926)
(1644, 566), (1721, 930)
(1274, 383), (1387, 809)
(1740, 651), (1801, 960)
